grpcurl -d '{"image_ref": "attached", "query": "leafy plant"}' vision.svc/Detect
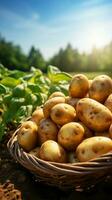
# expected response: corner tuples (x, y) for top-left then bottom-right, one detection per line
(0, 65), (71, 140)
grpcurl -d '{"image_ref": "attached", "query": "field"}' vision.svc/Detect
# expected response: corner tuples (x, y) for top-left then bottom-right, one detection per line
(70, 71), (112, 79)
(0, 65), (112, 199)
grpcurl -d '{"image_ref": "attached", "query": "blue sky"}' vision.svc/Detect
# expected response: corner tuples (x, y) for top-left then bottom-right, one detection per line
(0, 0), (112, 59)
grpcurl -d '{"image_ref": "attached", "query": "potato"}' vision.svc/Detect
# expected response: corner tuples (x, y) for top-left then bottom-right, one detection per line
(89, 75), (112, 103)
(17, 121), (38, 152)
(38, 118), (58, 144)
(29, 147), (40, 157)
(39, 140), (67, 163)
(69, 74), (89, 98)
(43, 96), (65, 118)
(109, 124), (112, 139)
(58, 122), (84, 150)
(31, 107), (44, 125)
(50, 103), (76, 125)
(48, 91), (65, 99)
(76, 136), (112, 162)
(65, 96), (80, 109)
(78, 122), (93, 139)
(89, 79), (93, 88)
(76, 98), (112, 132)
(104, 94), (112, 112)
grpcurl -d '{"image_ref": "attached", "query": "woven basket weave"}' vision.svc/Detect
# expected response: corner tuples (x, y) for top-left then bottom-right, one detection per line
(7, 129), (112, 191)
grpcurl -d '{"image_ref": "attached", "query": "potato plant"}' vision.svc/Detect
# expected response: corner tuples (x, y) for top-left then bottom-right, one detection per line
(0, 65), (71, 140)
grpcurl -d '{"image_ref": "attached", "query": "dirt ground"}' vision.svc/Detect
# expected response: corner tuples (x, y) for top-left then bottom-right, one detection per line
(0, 132), (112, 200)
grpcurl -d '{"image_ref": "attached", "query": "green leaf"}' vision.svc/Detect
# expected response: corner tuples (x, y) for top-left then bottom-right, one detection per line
(22, 73), (34, 81)
(3, 97), (25, 123)
(47, 65), (71, 83)
(59, 84), (69, 96)
(15, 105), (33, 123)
(25, 93), (38, 106)
(12, 84), (26, 97)
(3, 94), (12, 107)
(47, 65), (60, 79)
(0, 84), (8, 94)
(48, 85), (61, 96)
(47, 65), (61, 75)
(51, 72), (72, 83)
(1, 77), (20, 88)
(9, 70), (25, 79)
(27, 83), (42, 93)
(30, 66), (42, 76)
(0, 122), (5, 141)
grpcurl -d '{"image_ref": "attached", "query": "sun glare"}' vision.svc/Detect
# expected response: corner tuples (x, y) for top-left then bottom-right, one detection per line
(87, 25), (107, 49)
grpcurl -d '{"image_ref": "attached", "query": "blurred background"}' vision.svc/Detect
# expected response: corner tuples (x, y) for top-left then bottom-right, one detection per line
(0, 0), (112, 75)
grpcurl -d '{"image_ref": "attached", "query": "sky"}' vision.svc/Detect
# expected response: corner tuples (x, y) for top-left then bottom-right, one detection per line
(0, 0), (112, 59)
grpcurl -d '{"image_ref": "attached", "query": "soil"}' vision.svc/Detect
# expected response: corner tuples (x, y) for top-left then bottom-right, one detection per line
(0, 131), (112, 200)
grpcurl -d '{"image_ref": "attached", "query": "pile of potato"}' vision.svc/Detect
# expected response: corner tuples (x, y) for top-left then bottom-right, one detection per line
(17, 74), (112, 163)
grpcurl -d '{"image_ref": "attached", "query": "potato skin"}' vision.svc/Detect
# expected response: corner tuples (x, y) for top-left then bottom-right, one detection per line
(38, 118), (58, 144)
(65, 96), (80, 109)
(69, 74), (89, 98)
(17, 121), (38, 152)
(76, 136), (112, 162)
(31, 107), (44, 125)
(48, 91), (65, 99)
(50, 103), (76, 125)
(89, 75), (112, 103)
(29, 147), (40, 157)
(78, 122), (93, 139)
(58, 122), (84, 150)
(39, 140), (67, 163)
(109, 124), (112, 139)
(76, 98), (112, 132)
(43, 97), (65, 118)
(104, 94), (112, 112)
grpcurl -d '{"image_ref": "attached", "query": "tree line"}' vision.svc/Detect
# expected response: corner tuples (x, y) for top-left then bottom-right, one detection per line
(0, 35), (112, 72)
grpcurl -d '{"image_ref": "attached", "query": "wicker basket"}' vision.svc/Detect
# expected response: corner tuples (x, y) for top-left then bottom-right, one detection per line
(7, 128), (112, 191)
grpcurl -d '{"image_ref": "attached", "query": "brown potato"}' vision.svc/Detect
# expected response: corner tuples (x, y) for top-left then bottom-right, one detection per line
(89, 79), (93, 88)
(31, 107), (44, 125)
(48, 91), (65, 99)
(89, 75), (112, 103)
(76, 136), (112, 162)
(38, 118), (58, 144)
(39, 140), (67, 163)
(109, 124), (112, 139)
(65, 96), (80, 109)
(76, 98), (112, 132)
(50, 103), (76, 125)
(58, 122), (84, 150)
(43, 96), (65, 118)
(78, 122), (93, 139)
(104, 94), (112, 112)
(29, 147), (40, 157)
(69, 74), (89, 98)
(17, 121), (38, 152)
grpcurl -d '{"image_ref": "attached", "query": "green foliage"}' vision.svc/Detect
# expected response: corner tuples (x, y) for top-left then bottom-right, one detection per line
(0, 65), (70, 141)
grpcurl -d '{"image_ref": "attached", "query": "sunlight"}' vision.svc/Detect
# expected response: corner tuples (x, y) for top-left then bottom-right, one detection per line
(87, 24), (107, 48)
